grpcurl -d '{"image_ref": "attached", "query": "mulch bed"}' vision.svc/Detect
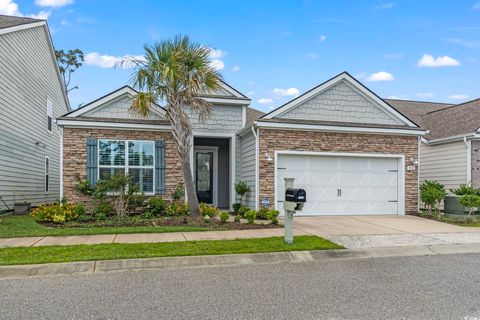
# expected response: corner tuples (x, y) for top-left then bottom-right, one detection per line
(41, 216), (280, 230)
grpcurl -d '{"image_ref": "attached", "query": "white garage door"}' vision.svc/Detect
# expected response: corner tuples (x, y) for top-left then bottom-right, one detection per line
(276, 154), (400, 216)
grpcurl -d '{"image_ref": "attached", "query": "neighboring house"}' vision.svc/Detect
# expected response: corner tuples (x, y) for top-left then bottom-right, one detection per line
(0, 15), (70, 210)
(58, 72), (426, 216)
(388, 98), (480, 193)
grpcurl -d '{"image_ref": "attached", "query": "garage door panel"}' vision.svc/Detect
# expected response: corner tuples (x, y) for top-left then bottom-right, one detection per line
(276, 154), (400, 216)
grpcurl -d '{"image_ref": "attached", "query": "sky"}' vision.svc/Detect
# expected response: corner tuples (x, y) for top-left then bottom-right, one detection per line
(2, 0), (480, 111)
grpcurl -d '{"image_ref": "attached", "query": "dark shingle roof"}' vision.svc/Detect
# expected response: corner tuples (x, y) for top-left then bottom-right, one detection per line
(386, 98), (480, 140)
(246, 107), (264, 124)
(257, 118), (420, 131)
(0, 15), (43, 30)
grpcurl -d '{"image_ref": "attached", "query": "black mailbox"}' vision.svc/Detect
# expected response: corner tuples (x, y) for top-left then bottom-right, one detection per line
(285, 188), (306, 203)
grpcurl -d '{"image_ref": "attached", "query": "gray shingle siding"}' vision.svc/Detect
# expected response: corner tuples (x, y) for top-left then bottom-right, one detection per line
(0, 25), (68, 209)
(187, 105), (244, 134)
(277, 80), (402, 125)
(239, 131), (256, 209)
(83, 94), (165, 120)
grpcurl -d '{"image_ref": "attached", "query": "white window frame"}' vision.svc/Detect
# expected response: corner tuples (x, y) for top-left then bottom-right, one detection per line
(44, 155), (50, 194)
(97, 139), (155, 195)
(46, 98), (53, 133)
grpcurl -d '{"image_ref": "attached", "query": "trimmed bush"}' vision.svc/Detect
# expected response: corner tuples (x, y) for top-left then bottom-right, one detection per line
(200, 203), (219, 218)
(267, 210), (280, 225)
(234, 215), (241, 223)
(257, 208), (269, 220)
(238, 207), (250, 217)
(420, 180), (446, 217)
(232, 202), (242, 213)
(145, 197), (167, 217)
(451, 184), (480, 196)
(459, 194), (480, 217)
(220, 211), (229, 223)
(31, 204), (78, 224)
(165, 203), (189, 217)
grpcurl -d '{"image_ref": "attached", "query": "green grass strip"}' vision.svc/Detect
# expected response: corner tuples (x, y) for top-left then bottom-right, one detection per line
(0, 236), (343, 265)
(0, 215), (224, 238)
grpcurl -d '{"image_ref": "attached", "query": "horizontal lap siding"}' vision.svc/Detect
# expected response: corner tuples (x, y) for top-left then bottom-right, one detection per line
(240, 131), (256, 209)
(420, 141), (468, 191)
(0, 26), (68, 209)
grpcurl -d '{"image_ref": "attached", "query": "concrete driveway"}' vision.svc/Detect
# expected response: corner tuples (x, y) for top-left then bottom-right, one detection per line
(292, 215), (480, 248)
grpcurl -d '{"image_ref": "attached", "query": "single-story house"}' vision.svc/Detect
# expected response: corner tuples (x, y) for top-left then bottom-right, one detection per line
(0, 15), (70, 210)
(388, 98), (480, 194)
(57, 72), (427, 216)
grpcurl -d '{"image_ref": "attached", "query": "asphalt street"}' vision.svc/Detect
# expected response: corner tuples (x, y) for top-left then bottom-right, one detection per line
(1, 253), (480, 320)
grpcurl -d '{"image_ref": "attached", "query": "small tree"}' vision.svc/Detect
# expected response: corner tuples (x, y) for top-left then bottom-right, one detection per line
(235, 181), (251, 206)
(420, 180), (446, 218)
(459, 194), (480, 217)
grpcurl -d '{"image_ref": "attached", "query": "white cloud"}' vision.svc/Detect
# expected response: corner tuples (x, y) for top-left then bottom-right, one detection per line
(257, 98), (273, 104)
(306, 52), (318, 59)
(232, 65), (240, 72)
(417, 54), (460, 67)
(449, 94), (469, 100)
(416, 92), (434, 99)
(35, 0), (73, 7)
(366, 71), (394, 82)
(374, 3), (394, 9)
(85, 52), (144, 69)
(0, 0), (50, 18)
(319, 35), (327, 42)
(208, 48), (225, 70)
(273, 88), (300, 97)
(210, 59), (224, 70)
(473, 2), (480, 9)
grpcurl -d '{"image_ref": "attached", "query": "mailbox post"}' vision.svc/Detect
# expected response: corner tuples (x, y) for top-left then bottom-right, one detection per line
(284, 178), (295, 244)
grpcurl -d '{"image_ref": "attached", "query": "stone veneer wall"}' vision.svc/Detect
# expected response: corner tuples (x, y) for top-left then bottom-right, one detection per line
(471, 140), (480, 188)
(63, 127), (183, 208)
(258, 128), (419, 214)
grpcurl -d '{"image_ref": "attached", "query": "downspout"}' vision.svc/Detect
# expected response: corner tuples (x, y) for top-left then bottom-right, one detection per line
(55, 121), (64, 202)
(417, 136), (421, 213)
(464, 136), (472, 184)
(251, 124), (259, 210)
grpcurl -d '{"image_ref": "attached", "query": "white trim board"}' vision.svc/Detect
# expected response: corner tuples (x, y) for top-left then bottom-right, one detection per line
(56, 119), (171, 131)
(273, 150), (406, 216)
(263, 72), (417, 128)
(255, 120), (426, 136)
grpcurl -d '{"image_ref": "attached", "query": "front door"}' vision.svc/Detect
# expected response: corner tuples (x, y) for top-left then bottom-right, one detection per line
(195, 150), (214, 204)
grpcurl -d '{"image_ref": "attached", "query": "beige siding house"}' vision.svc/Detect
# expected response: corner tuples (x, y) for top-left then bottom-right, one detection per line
(0, 15), (70, 210)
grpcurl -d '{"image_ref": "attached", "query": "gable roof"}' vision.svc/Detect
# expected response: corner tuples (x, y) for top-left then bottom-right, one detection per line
(0, 15), (43, 30)
(246, 107), (264, 125)
(261, 72), (418, 128)
(386, 98), (480, 140)
(64, 85), (166, 118)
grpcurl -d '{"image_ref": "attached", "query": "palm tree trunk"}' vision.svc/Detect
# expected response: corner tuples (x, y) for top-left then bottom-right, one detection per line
(181, 149), (200, 217)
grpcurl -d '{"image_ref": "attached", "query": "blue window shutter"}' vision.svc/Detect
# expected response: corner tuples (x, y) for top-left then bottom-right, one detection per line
(155, 140), (165, 194)
(86, 138), (98, 187)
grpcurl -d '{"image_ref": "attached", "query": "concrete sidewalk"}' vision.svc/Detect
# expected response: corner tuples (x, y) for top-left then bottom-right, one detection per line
(0, 228), (308, 248)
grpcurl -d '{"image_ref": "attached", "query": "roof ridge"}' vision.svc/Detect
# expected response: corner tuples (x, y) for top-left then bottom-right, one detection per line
(385, 98), (453, 105)
(426, 97), (480, 115)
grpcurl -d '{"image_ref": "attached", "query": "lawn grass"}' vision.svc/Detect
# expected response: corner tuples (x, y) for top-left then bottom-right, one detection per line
(0, 236), (343, 265)
(0, 215), (225, 238)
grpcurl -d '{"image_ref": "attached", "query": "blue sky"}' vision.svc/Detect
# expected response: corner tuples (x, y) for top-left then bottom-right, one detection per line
(3, 0), (480, 111)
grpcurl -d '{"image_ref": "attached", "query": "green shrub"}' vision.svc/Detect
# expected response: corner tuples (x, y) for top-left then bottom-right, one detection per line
(244, 210), (257, 224)
(72, 203), (86, 216)
(238, 207), (250, 217)
(459, 194), (480, 217)
(165, 203), (189, 217)
(257, 208), (270, 220)
(234, 215), (241, 223)
(451, 184), (480, 196)
(232, 202), (242, 213)
(74, 175), (93, 195)
(172, 184), (185, 201)
(267, 210), (280, 225)
(200, 203), (219, 218)
(420, 180), (446, 217)
(145, 197), (166, 217)
(31, 204), (78, 224)
(94, 201), (113, 220)
(128, 193), (145, 211)
(220, 211), (229, 223)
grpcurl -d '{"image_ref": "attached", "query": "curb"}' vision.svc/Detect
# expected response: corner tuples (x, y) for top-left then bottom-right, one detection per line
(1, 243), (480, 279)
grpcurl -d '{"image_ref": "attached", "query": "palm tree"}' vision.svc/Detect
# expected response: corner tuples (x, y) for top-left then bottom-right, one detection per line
(125, 35), (222, 217)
